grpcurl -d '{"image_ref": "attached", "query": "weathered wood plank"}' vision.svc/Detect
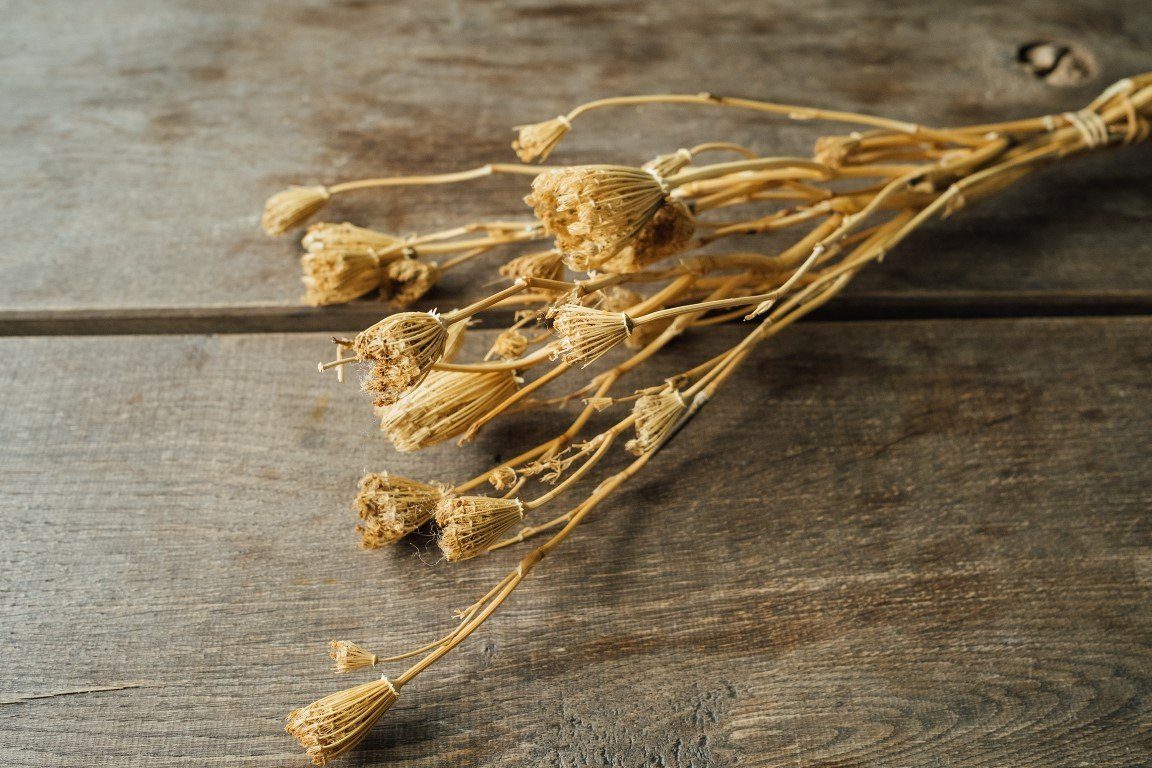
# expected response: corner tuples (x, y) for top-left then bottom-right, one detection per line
(1, 319), (1148, 765)
(2, 0), (1151, 317)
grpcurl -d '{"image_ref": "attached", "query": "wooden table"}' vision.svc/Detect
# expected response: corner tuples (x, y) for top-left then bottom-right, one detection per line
(2, 2), (1149, 766)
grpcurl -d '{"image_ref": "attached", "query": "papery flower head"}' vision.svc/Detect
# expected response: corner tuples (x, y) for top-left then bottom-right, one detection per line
(598, 199), (695, 273)
(435, 495), (525, 562)
(499, 249), (566, 282)
(512, 115), (571, 162)
(354, 311), (449, 407)
(261, 185), (331, 236)
(550, 304), (633, 367)
(354, 472), (448, 548)
(301, 250), (387, 306)
(328, 640), (378, 673)
(377, 370), (520, 452)
(285, 676), (398, 764)
(382, 258), (441, 309)
(626, 386), (687, 455)
(302, 222), (401, 254)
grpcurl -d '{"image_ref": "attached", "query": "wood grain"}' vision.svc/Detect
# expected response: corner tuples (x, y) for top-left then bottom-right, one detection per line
(2, 0), (1152, 321)
(1, 320), (1148, 766)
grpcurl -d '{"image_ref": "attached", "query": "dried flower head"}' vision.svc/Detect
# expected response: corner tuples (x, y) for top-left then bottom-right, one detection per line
(490, 328), (529, 360)
(594, 285), (644, 313)
(526, 166), (670, 271)
(499, 249), (566, 282)
(301, 250), (387, 306)
(435, 495), (525, 562)
(377, 370), (520, 452)
(285, 676), (399, 764)
(303, 222), (401, 254)
(551, 304), (633, 367)
(488, 465), (517, 491)
(354, 472), (447, 548)
(626, 387), (687, 455)
(329, 640), (377, 673)
(512, 115), (572, 162)
(382, 258), (441, 309)
(599, 199), (696, 273)
(261, 185), (331, 237)
(643, 148), (695, 177)
(354, 312), (449, 407)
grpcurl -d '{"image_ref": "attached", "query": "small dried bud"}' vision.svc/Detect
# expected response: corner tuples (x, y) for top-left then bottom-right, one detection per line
(285, 676), (399, 764)
(303, 222), (401, 254)
(643, 148), (695, 177)
(488, 465), (517, 491)
(526, 166), (669, 271)
(377, 370), (520, 452)
(626, 387), (687, 456)
(354, 473), (447, 548)
(583, 397), (614, 412)
(435, 495), (525, 562)
(300, 250), (386, 307)
(354, 312), (449, 407)
(490, 328), (528, 360)
(382, 258), (441, 309)
(261, 185), (331, 237)
(512, 115), (572, 162)
(499, 249), (566, 282)
(551, 304), (633, 367)
(328, 640), (377, 673)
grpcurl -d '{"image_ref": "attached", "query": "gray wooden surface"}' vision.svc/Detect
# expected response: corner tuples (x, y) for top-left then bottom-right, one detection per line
(3, 1), (1152, 766)
(1, 0), (1152, 325)
(1, 321), (1149, 766)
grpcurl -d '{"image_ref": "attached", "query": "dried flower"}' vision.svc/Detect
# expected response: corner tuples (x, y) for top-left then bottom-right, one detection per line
(643, 147), (695, 177)
(512, 115), (572, 162)
(526, 166), (670, 270)
(551, 304), (633, 367)
(435, 495), (525, 562)
(382, 258), (441, 309)
(329, 640), (377, 673)
(354, 312), (449, 407)
(285, 676), (399, 764)
(626, 387), (687, 455)
(598, 199), (696, 273)
(303, 222), (401, 254)
(354, 473), (447, 548)
(377, 370), (520, 451)
(261, 185), (331, 237)
(488, 465), (517, 491)
(499, 249), (566, 282)
(301, 250), (387, 306)
(490, 328), (529, 359)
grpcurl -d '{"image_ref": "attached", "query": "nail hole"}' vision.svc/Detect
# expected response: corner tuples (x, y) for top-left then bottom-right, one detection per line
(1016, 40), (1097, 87)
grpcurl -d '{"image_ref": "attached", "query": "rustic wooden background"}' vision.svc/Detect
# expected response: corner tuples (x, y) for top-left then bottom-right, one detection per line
(1, 1), (1149, 766)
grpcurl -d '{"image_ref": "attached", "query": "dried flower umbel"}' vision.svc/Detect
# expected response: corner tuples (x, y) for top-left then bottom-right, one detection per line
(264, 73), (1152, 763)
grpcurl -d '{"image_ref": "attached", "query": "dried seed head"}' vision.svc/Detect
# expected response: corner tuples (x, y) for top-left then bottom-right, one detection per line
(599, 199), (696, 273)
(285, 676), (399, 765)
(490, 328), (529, 360)
(512, 115), (572, 162)
(594, 285), (644, 313)
(499, 249), (566, 282)
(626, 387), (687, 456)
(354, 472), (447, 548)
(328, 640), (377, 673)
(261, 185), (331, 237)
(435, 495), (525, 562)
(377, 369), (520, 452)
(551, 304), (633, 367)
(526, 166), (669, 271)
(303, 222), (401, 254)
(382, 258), (441, 310)
(488, 465), (517, 491)
(354, 312), (449, 407)
(301, 250), (386, 306)
(643, 148), (695, 177)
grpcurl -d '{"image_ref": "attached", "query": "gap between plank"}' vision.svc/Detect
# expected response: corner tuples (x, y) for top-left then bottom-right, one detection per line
(1, 292), (1150, 336)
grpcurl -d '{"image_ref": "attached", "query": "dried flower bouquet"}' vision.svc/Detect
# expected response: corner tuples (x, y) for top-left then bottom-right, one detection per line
(262, 74), (1152, 763)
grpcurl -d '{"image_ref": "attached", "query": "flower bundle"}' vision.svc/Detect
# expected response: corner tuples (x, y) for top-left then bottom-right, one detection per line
(263, 74), (1152, 763)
